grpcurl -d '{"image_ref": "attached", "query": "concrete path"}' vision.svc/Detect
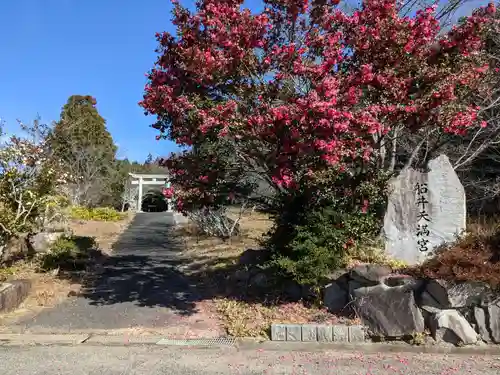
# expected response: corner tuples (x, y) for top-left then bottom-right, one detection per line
(8, 213), (222, 336)
(1, 344), (500, 375)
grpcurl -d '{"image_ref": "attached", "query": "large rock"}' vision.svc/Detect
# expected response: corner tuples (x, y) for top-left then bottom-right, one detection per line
(231, 268), (251, 283)
(323, 282), (348, 313)
(487, 303), (500, 343)
(249, 272), (269, 288)
(283, 280), (303, 301)
(474, 307), (493, 343)
(384, 274), (421, 288)
(383, 154), (466, 265)
(43, 219), (69, 234)
(29, 231), (65, 254)
(349, 264), (392, 286)
(348, 271), (421, 304)
(474, 298), (500, 344)
(351, 284), (424, 337)
(429, 309), (478, 345)
(238, 249), (268, 266)
(422, 280), (490, 310)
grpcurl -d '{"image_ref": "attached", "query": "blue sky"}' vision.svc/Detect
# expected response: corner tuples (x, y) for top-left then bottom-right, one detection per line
(0, 0), (188, 162)
(0, 0), (487, 162)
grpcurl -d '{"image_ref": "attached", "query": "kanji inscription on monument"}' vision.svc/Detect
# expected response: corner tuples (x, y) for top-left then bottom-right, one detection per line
(415, 182), (431, 253)
(383, 155), (466, 265)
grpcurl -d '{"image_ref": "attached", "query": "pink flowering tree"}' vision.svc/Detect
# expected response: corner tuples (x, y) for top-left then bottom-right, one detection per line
(141, 0), (497, 282)
(142, 0), (495, 208)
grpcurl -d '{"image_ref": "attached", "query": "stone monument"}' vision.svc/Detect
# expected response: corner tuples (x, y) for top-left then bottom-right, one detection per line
(383, 154), (466, 265)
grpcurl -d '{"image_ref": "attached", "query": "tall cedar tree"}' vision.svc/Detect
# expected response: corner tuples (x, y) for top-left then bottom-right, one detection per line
(49, 95), (117, 206)
(50, 95), (116, 162)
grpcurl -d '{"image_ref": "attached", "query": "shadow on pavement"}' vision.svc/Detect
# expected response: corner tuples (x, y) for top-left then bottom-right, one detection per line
(74, 213), (203, 316)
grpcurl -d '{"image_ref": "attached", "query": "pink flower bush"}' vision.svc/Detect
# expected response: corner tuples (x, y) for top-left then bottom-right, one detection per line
(140, 0), (496, 211)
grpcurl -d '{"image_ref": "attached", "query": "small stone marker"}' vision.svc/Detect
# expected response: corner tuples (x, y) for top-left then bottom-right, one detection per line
(270, 324), (366, 343)
(348, 325), (366, 343)
(333, 325), (349, 342)
(316, 325), (333, 342)
(301, 325), (317, 342)
(286, 324), (302, 341)
(383, 154), (466, 265)
(271, 324), (286, 341)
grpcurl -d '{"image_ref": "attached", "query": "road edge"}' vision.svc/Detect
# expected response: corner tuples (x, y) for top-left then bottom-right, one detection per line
(1, 333), (500, 355)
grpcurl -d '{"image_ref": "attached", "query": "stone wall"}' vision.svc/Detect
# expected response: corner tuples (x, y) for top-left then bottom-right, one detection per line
(323, 264), (499, 346)
(0, 280), (31, 313)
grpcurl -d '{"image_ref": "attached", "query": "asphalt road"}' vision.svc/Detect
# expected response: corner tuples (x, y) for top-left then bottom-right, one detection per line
(15, 213), (207, 333)
(1, 344), (500, 375)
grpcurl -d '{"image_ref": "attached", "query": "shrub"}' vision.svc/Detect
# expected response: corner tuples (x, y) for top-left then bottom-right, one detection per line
(141, 0), (495, 235)
(215, 298), (275, 338)
(267, 205), (382, 286)
(0, 119), (69, 240)
(38, 235), (97, 272)
(265, 171), (387, 286)
(0, 265), (18, 282)
(140, 0), (496, 288)
(39, 237), (78, 271)
(70, 206), (126, 221)
(406, 217), (500, 287)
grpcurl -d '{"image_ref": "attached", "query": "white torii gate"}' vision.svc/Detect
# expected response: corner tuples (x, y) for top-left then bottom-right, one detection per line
(128, 173), (172, 212)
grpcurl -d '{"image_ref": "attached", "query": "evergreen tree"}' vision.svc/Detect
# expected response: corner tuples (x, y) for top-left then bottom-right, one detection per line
(48, 95), (118, 206)
(50, 95), (116, 161)
(144, 153), (153, 166)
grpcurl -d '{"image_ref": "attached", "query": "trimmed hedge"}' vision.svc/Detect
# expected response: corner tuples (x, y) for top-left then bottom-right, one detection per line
(70, 206), (127, 221)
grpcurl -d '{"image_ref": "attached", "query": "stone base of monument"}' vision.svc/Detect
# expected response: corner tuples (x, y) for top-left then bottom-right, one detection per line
(320, 264), (500, 346)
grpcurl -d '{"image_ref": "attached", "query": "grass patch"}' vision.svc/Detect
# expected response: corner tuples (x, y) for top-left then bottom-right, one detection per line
(0, 260), (79, 325)
(70, 206), (127, 222)
(68, 214), (134, 255)
(179, 208), (273, 273)
(215, 298), (276, 338)
(0, 216), (132, 325)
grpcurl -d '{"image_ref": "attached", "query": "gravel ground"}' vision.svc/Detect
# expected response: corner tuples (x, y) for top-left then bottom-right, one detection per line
(1, 344), (499, 375)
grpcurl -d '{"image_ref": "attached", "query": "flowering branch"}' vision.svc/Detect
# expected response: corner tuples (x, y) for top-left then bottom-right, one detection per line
(0, 118), (68, 237)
